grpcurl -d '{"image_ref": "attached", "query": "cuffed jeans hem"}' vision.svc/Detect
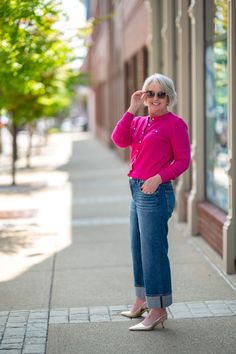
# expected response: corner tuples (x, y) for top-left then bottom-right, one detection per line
(135, 286), (146, 298)
(146, 294), (172, 308)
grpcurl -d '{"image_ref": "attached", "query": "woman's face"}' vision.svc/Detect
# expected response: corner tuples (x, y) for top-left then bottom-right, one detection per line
(145, 82), (169, 117)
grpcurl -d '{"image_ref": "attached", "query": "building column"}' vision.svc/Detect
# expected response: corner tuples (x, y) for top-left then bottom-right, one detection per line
(161, 0), (175, 78)
(187, 0), (205, 235)
(222, 0), (236, 274)
(175, 0), (191, 221)
(147, 0), (162, 74)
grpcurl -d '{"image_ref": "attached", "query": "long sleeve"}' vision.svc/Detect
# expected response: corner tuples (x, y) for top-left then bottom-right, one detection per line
(158, 119), (191, 183)
(111, 111), (134, 148)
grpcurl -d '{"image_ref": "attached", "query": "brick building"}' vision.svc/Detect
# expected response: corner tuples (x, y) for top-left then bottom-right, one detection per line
(83, 0), (236, 274)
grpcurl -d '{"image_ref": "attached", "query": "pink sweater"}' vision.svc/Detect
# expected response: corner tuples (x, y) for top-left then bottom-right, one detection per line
(111, 111), (191, 182)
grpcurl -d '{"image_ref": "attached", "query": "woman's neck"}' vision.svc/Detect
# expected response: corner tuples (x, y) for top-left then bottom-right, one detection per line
(149, 110), (168, 118)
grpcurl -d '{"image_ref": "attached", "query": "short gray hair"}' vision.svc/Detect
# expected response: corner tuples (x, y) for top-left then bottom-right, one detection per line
(142, 73), (177, 108)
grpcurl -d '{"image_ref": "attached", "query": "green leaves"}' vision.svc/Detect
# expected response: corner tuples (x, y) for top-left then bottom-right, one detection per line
(0, 0), (81, 125)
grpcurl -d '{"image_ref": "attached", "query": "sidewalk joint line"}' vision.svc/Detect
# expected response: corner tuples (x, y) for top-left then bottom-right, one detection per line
(45, 235), (58, 354)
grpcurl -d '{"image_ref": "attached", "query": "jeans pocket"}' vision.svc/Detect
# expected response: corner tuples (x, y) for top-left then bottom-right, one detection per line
(165, 190), (175, 217)
(138, 180), (159, 195)
(138, 180), (145, 193)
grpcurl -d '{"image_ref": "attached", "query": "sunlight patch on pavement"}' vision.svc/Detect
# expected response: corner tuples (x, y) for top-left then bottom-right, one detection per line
(0, 183), (73, 282)
(0, 134), (74, 282)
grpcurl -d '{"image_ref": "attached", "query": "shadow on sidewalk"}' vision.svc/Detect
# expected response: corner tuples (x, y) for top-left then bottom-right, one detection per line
(0, 132), (235, 310)
(0, 132), (132, 311)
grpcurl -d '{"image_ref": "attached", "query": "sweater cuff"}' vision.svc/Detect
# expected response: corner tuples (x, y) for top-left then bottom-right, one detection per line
(118, 111), (135, 128)
(125, 111), (135, 118)
(158, 171), (169, 184)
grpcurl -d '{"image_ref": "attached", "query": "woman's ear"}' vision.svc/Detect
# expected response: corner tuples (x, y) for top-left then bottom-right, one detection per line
(167, 96), (170, 106)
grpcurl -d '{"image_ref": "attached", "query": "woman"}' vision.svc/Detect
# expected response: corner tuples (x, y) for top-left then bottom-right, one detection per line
(111, 73), (191, 331)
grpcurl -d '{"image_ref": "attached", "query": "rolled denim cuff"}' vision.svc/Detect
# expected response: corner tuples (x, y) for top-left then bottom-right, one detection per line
(146, 294), (172, 308)
(135, 286), (145, 298)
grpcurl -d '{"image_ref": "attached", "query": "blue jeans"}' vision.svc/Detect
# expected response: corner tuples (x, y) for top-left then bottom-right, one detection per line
(129, 178), (175, 309)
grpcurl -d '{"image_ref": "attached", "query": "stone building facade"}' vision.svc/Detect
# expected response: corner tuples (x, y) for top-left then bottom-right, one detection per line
(83, 0), (236, 274)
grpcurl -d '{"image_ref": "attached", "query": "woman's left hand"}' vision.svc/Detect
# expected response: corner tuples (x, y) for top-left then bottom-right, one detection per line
(141, 174), (162, 194)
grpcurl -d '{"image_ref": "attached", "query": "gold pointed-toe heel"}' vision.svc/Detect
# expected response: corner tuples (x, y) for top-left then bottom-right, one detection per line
(121, 303), (148, 319)
(129, 314), (167, 331)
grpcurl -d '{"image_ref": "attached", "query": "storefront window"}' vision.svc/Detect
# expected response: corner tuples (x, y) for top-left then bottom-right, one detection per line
(205, 0), (228, 211)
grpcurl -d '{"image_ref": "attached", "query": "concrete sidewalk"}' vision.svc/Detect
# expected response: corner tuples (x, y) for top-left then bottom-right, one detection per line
(0, 132), (236, 354)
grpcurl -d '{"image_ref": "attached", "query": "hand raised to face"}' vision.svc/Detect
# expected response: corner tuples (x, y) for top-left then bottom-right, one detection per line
(127, 90), (147, 115)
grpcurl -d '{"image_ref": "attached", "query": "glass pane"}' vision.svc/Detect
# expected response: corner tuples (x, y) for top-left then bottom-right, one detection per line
(205, 0), (228, 212)
(214, 1), (227, 37)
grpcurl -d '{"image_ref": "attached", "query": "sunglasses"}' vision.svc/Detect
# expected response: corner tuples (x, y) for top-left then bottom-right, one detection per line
(146, 90), (167, 99)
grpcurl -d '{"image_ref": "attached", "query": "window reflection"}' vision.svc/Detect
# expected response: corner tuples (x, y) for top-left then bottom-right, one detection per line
(205, 0), (228, 212)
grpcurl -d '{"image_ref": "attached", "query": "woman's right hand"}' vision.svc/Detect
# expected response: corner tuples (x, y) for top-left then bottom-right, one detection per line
(128, 90), (146, 115)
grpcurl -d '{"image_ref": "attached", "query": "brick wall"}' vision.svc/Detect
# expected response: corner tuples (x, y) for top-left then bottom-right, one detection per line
(197, 202), (227, 257)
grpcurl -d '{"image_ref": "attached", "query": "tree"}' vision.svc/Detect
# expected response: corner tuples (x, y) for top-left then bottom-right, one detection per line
(0, 0), (85, 184)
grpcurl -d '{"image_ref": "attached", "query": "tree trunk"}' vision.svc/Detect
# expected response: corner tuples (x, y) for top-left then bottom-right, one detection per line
(12, 122), (18, 185)
(0, 126), (2, 154)
(44, 128), (48, 146)
(0, 115), (3, 154)
(26, 123), (34, 168)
